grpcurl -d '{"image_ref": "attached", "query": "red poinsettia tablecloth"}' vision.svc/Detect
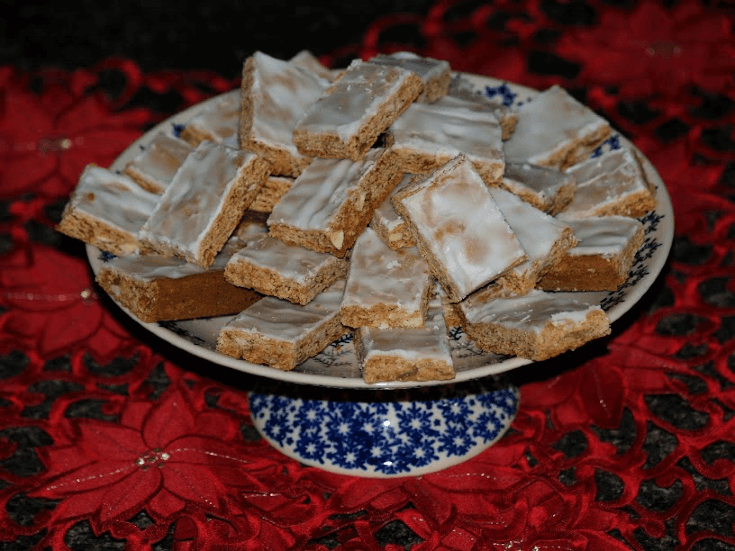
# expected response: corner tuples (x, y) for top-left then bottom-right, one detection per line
(2, 1), (735, 549)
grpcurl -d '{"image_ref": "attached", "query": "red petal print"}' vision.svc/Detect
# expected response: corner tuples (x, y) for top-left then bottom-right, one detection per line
(141, 388), (197, 448)
(160, 462), (226, 510)
(77, 422), (145, 460)
(147, 488), (187, 520)
(98, 469), (162, 523)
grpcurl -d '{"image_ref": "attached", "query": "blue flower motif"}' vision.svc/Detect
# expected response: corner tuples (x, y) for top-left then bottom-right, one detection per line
(172, 123), (185, 137)
(484, 83), (517, 107)
(437, 397), (472, 424)
(396, 402), (439, 441)
(295, 432), (327, 464)
(437, 422), (474, 457)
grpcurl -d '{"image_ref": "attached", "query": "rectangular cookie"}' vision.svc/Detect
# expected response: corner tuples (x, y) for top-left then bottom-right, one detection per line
(56, 165), (160, 257)
(355, 302), (454, 384)
(239, 51), (329, 176)
(368, 51), (451, 103)
(370, 173), (418, 250)
(180, 89), (241, 147)
(503, 85), (611, 169)
(388, 94), (505, 185)
(267, 147), (401, 257)
(500, 162), (576, 215)
(560, 146), (656, 219)
(391, 154), (527, 303)
(216, 278), (348, 371)
(292, 59), (423, 161)
(458, 289), (611, 361)
(224, 233), (349, 305)
(470, 187), (576, 299)
(537, 215), (645, 291)
(139, 141), (271, 268)
(447, 75), (518, 139)
(340, 226), (434, 329)
(95, 236), (262, 323)
(123, 131), (194, 194)
(288, 49), (338, 83)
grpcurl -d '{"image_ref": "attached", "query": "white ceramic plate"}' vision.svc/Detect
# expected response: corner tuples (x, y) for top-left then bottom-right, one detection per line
(87, 74), (674, 390)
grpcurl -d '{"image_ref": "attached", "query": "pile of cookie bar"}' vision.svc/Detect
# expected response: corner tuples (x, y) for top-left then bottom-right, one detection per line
(57, 50), (656, 384)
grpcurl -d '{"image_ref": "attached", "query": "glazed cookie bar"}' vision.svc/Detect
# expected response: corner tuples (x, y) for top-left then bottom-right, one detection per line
(139, 141), (271, 268)
(57, 165), (160, 257)
(391, 154), (527, 303)
(240, 51), (329, 176)
(560, 147), (656, 219)
(537, 216), (644, 292)
(123, 132), (193, 194)
(355, 301), (454, 384)
(368, 51), (451, 103)
(471, 187), (576, 299)
(180, 90), (241, 147)
(458, 289), (611, 361)
(503, 85), (611, 169)
(388, 94), (505, 185)
(96, 236), (262, 323)
(500, 162), (576, 215)
(216, 278), (348, 371)
(288, 49), (337, 83)
(446, 75), (518, 139)
(225, 233), (349, 305)
(340, 227), (434, 329)
(370, 174), (418, 250)
(293, 59), (423, 161)
(268, 147), (401, 258)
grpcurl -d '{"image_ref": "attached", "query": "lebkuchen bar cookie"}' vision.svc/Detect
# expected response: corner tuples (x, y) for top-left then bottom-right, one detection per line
(500, 162), (576, 215)
(560, 146), (656, 220)
(180, 90), (241, 147)
(288, 50), (337, 83)
(216, 278), (348, 371)
(537, 216), (644, 292)
(57, 165), (159, 257)
(224, 233), (349, 305)
(123, 132), (194, 194)
(355, 299), (454, 384)
(391, 154), (527, 303)
(470, 187), (576, 299)
(139, 141), (271, 268)
(388, 94), (505, 186)
(503, 85), (611, 170)
(267, 147), (401, 258)
(340, 227), (434, 329)
(293, 59), (423, 161)
(240, 51), (329, 177)
(370, 174), (418, 251)
(96, 232), (263, 323)
(368, 51), (451, 103)
(458, 289), (611, 361)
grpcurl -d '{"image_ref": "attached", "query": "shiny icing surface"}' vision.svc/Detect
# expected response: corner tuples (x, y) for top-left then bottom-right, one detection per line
(125, 132), (193, 192)
(371, 174), (416, 239)
(503, 85), (609, 165)
(369, 52), (450, 85)
(389, 95), (503, 166)
(268, 148), (382, 231)
(502, 162), (575, 197)
(341, 227), (432, 317)
(564, 216), (644, 257)
(394, 154), (526, 300)
(183, 90), (240, 143)
(221, 278), (345, 342)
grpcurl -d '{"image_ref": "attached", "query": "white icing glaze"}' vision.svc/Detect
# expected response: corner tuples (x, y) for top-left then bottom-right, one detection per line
(488, 187), (571, 271)
(557, 168), (650, 220)
(247, 51), (328, 158)
(294, 59), (417, 143)
(220, 278), (345, 343)
(565, 147), (640, 184)
(503, 85), (609, 165)
(389, 95), (504, 168)
(341, 226), (432, 315)
(369, 52), (450, 89)
(502, 162), (575, 199)
(227, 234), (344, 286)
(288, 49), (336, 84)
(125, 132), (193, 193)
(394, 155), (527, 300)
(564, 216), (643, 258)
(139, 141), (263, 264)
(461, 288), (605, 333)
(371, 174), (416, 238)
(184, 90), (240, 143)
(268, 148), (382, 232)
(357, 304), (452, 363)
(70, 165), (160, 249)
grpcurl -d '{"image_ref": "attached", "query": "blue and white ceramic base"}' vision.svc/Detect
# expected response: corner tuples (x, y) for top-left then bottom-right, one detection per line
(249, 379), (519, 477)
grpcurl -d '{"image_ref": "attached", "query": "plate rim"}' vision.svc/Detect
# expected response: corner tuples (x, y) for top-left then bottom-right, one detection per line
(87, 73), (675, 390)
